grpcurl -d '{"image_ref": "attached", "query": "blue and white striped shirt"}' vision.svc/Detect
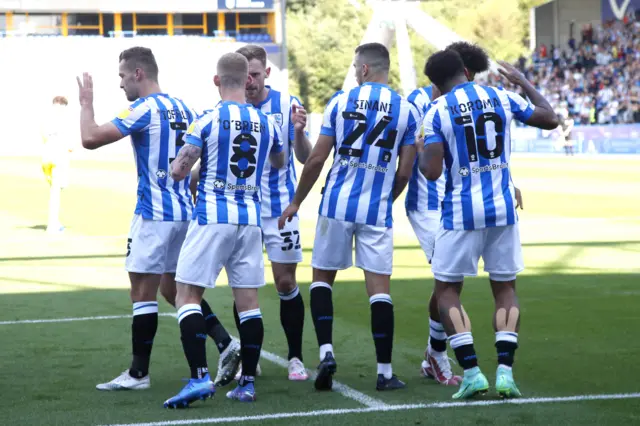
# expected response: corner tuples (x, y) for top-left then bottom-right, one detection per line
(185, 101), (283, 226)
(405, 85), (446, 213)
(111, 93), (195, 221)
(423, 82), (535, 230)
(252, 86), (302, 218)
(318, 82), (419, 228)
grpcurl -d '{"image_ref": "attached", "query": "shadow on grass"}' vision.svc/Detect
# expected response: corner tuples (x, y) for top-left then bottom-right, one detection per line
(1, 240), (638, 263)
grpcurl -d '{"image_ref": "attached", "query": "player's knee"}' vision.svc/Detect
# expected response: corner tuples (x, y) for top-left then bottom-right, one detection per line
(274, 273), (296, 294)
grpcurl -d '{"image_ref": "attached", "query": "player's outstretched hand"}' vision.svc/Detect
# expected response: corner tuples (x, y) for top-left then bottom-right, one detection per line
(76, 72), (94, 106)
(515, 187), (524, 210)
(278, 203), (299, 230)
(291, 104), (307, 132)
(497, 61), (527, 87)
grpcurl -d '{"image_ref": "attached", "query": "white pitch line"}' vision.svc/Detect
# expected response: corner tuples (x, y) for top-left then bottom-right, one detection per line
(0, 312), (387, 408)
(0, 313), (176, 325)
(100, 392), (640, 426)
(259, 349), (388, 408)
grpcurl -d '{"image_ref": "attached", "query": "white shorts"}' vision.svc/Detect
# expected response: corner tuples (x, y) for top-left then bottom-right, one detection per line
(311, 216), (393, 275)
(125, 214), (188, 274)
(407, 209), (441, 262)
(176, 222), (265, 289)
(261, 216), (303, 264)
(431, 224), (524, 282)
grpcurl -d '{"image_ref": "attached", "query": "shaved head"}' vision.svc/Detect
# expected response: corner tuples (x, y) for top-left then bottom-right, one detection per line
(354, 42), (390, 84)
(217, 53), (249, 89)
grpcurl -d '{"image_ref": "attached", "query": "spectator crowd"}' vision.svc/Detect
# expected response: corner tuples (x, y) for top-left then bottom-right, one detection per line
(487, 13), (640, 125)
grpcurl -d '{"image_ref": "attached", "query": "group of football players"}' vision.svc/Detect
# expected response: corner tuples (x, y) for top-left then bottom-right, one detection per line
(76, 40), (558, 408)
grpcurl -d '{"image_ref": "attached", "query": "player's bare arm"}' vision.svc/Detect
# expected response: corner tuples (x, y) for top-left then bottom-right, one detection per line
(77, 73), (124, 149)
(515, 187), (524, 210)
(291, 104), (312, 163)
(278, 134), (333, 229)
(393, 144), (417, 201)
(189, 162), (201, 203)
(170, 144), (202, 182)
(419, 142), (444, 181)
(269, 151), (287, 169)
(497, 61), (559, 130)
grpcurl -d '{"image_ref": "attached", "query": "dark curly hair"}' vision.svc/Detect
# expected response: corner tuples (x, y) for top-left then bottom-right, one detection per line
(445, 41), (490, 76)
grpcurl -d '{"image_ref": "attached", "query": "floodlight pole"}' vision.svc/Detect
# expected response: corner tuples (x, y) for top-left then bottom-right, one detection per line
(280, 0), (289, 91)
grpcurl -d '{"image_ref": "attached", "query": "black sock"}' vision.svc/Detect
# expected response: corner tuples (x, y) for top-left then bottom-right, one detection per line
(370, 294), (394, 364)
(279, 286), (305, 361)
(449, 332), (478, 370)
(233, 302), (241, 332)
(238, 309), (264, 378)
(429, 318), (448, 353)
(496, 340), (518, 367)
(310, 282), (333, 347)
(178, 306), (209, 379)
(200, 299), (232, 353)
(129, 302), (158, 378)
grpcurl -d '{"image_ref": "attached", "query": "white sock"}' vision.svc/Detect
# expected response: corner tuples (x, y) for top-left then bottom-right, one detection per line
(319, 343), (333, 361)
(377, 363), (392, 379)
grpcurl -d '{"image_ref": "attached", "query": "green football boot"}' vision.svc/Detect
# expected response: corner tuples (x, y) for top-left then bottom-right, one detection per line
(495, 365), (522, 398)
(452, 367), (489, 400)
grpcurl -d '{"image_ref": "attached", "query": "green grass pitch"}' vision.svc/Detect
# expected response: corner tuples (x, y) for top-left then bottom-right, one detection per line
(0, 154), (639, 426)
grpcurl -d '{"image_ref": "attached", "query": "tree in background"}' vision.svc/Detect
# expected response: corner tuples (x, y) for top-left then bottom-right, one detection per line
(286, 0), (547, 111)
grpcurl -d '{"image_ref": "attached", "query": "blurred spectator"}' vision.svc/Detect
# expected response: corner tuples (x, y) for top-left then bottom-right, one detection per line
(486, 15), (640, 125)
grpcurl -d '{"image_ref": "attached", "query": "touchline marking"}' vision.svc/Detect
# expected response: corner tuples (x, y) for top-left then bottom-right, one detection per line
(0, 312), (387, 409)
(259, 348), (388, 409)
(0, 313), (176, 325)
(100, 392), (640, 426)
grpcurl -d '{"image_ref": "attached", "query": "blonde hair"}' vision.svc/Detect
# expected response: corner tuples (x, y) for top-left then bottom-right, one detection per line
(217, 53), (249, 89)
(52, 96), (68, 106)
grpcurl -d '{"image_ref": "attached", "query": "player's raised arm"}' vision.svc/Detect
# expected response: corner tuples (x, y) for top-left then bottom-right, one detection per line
(77, 73), (125, 149)
(171, 122), (203, 181)
(419, 107), (445, 181)
(497, 61), (559, 130)
(290, 102), (312, 163)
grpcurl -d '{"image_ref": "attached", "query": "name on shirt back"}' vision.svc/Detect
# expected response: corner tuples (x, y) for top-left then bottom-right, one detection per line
(446, 97), (501, 115)
(351, 99), (393, 114)
(222, 119), (266, 133)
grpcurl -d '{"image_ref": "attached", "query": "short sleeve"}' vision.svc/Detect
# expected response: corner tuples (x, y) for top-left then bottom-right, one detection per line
(506, 91), (536, 123)
(270, 120), (284, 154)
(423, 107), (445, 146)
(407, 88), (430, 118)
(320, 91), (342, 137)
(401, 103), (419, 147)
(184, 118), (205, 149)
(111, 99), (151, 137)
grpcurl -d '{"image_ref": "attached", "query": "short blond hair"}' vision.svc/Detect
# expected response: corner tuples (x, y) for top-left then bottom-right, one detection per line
(217, 52), (249, 89)
(52, 96), (68, 106)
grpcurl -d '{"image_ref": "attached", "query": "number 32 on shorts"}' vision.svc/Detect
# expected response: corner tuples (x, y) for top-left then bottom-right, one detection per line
(280, 230), (300, 252)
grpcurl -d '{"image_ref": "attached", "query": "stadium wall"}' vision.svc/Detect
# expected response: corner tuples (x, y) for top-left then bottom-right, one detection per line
(512, 124), (640, 154)
(532, 0), (601, 49)
(0, 37), (286, 158)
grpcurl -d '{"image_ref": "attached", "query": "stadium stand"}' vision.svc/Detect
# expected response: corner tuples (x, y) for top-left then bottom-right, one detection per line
(489, 14), (640, 125)
(0, 4), (284, 157)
